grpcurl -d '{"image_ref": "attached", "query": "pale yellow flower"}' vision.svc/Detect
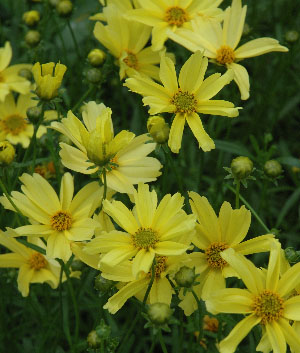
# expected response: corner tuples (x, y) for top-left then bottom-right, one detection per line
(168, 0), (288, 99)
(90, 0), (140, 21)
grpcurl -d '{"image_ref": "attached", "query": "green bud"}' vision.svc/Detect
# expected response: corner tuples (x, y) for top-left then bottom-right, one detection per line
(25, 30), (41, 47)
(26, 106), (43, 123)
(88, 49), (106, 67)
(147, 116), (170, 144)
(147, 303), (173, 326)
(264, 160), (283, 178)
(285, 30), (299, 43)
(49, 0), (60, 7)
(174, 266), (196, 288)
(285, 247), (300, 264)
(23, 10), (40, 26)
(56, 0), (73, 17)
(231, 156), (253, 180)
(86, 68), (102, 84)
(87, 330), (101, 348)
(70, 259), (84, 271)
(18, 68), (32, 81)
(94, 274), (115, 292)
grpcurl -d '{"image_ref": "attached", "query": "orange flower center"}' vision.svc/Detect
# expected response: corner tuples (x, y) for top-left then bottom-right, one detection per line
(50, 210), (72, 231)
(216, 45), (235, 65)
(253, 290), (284, 324)
(108, 156), (118, 170)
(132, 227), (158, 250)
(28, 252), (47, 270)
(0, 114), (27, 135)
(165, 6), (188, 26)
(154, 256), (167, 277)
(171, 90), (197, 114)
(205, 242), (229, 269)
(123, 51), (139, 70)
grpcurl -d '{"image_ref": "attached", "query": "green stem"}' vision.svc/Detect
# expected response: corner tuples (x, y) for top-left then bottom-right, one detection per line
(71, 85), (95, 112)
(162, 144), (184, 196)
(143, 260), (155, 305)
(227, 185), (271, 233)
(148, 339), (156, 353)
(158, 329), (168, 353)
(235, 180), (240, 209)
(102, 168), (107, 201)
(31, 107), (45, 173)
(16, 239), (46, 255)
(191, 289), (203, 342)
(67, 20), (82, 60)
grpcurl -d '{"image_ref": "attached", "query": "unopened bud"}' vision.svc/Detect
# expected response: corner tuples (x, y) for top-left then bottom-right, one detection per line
(23, 10), (40, 26)
(264, 160), (282, 178)
(285, 247), (300, 264)
(147, 116), (170, 144)
(49, 0), (59, 7)
(147, 303), (173, 325)
(0, 141), (15, 165)
(88, 49), (106, 67)
(231, 156), (253, 180)
(56, 0), (73, 17)
(285, 30), (299, 43)
(27, 106), (42, 122)
(25, 30), (41, 47)
(87, 330), (101, 348)
(94, 274), (115, 292)
(174, 266), (196, 288)
(86, 68), (102, 83)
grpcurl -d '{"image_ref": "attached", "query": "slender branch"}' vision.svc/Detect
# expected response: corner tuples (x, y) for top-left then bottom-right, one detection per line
(158, 329), (168, 353)
(235, 180), (240, 209)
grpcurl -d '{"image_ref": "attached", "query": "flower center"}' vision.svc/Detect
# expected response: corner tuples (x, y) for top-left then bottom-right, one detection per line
(154, 256), (167, 277)
(0, 114), (27, 135)
(123, 51), (139, 70)
(205, 242), (229, 269)
(171, 90), (197, 114)
(108, 156), (118, 170)
(216, 45), (235, 65)
(253, 290), (284, 324)
(165, 6), (188, 26)
(50, 210), (72, 231)
(28, 252), (47, 270)
(132, 227), (159, 250)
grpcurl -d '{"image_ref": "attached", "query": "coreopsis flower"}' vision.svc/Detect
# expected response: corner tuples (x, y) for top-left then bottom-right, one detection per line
(85, 183), (196, 278)
(0, 93), (47, 148)
(206, 243), (300, 353)
(178, 192), (275, 316)
(126, 0), (223, 51)
(51, 101), (162, 194)
(0, 230), (61, 296)
(0, 42), (32, 102)
(32, 62), (67, 100)
(167, 0), (288, 100)
(0, 173), (101, 262)
(125, 51), (239, 153)
(93, 5), (162, 80)
(0, 141), (15, 165)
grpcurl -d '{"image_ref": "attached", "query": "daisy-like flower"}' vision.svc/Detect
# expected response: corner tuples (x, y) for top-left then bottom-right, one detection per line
(51, 101), (162, 194)
(0, 93), (47, 148)
(93, 4), (162, 80)
(126, 0), (224, 51)
(178, 192), (275, 316)
(0, 42), (32, 102)
(167, 0), (288, 100)
(0, 173), (102, 262)
(84, 183), (196, 278)
(206, 243), (300, 353)
(0, 230), (61, 296)
(125, 51), (239, 153)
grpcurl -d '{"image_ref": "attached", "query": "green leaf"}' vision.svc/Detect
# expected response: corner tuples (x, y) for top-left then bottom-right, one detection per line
(275, 188), (300, 228)
(215, 140), (253, 158)
(277, 156), (300, 168)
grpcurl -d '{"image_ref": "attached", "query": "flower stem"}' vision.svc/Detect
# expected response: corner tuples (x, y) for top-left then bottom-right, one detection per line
(71, 85), (95, 112)
(67, 20), (82, 61)
(235, 180), (240, 209)
(143, 260), (155, 305)
(191, 289), (203, 343)
(158, 329), (168, 353)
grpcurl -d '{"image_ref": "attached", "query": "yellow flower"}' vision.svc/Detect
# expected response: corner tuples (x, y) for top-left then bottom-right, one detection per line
(51, 101), (162, 194)
(90, 0), (140, 21)
(84, 183), (196, 278)
(32, 62), (67, 100)
(178, 192), (275, 316)
(0, 173), (101, 262)
(93, 5), (162, 80)
(126, 0), (223, 51)
(206, 243), (300, 353)
(0, 141), (15, 165)
(0, 93), (47, 147)
(167, 0), (288, 100)
(125, 51), (239, 153)
(0, 230), (61, 296)
(0, 42), (32, 102)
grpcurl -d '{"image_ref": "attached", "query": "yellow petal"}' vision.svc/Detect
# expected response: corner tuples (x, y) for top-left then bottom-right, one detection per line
(46, 233), (72, 262)
(277, 262), (300, 297)
(0, 42), (12, 71)
(233, 234), (275, 255)
(154, 241), (188, 255)
(17, 265), (35, 297)
(150, 277), (173, 304)
(168, 113), (185, 153)
(265, 321), (286, 353)
(100, 247), (137, 267)
(60, 173), (74, 211)
(0, 253), (25, 267)
(201, 268), (225, 300)
(283, 296), (300, 321)
(159, 54), (178, 95)
(228, 62), (250, 100)
(278, 318), (300, 352)
(235, 38), (288, 59)
(132, 248), (155, 278)
(133, 183), (157, 228)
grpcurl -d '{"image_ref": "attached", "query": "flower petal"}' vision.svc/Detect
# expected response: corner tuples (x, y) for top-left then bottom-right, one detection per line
(283, 296), (300, 321)
(168, 113), (185, 153)
(235, 38), (288, 59)
(154, 241), (188, 256)
(265, 321), (286, 353)
(159, 55), (178, 95)
(132, 248), (155, 278)
(228, 62), (250, 100)
(278, 318), (300, 352)
(133, 183), (157, 228)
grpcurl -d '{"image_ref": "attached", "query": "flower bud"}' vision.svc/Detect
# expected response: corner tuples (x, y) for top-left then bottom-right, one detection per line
(147, 116), (170, 144)
(0, 141), (15, 165)
(264, 160), (282, 178)
(147, 303), (173, 326)
(174, 266), (196, 288)
(18, 68), (32, 81)
(56, 0), (73, 17)
(86, 68), (102, 84)
(94, 274), (115, 292)
(87, 330), (101, 348)
(25, 30), (41, 47)
(285, 30), (299, 43)
(231, 156), (253, 180)
(285, 247), (300, 264)
(49, 0), (59, 7)
(70, 259), (84, 271)
(23, 10), (40, 26)
(88, 49), (106, 67)
(27, 106), (43, 122)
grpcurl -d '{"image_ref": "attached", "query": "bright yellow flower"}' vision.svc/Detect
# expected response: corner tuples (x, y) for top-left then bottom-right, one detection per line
(167, 0), (288, 100)
(32, 62), (67, 100)
(0, 230), (61, 296)
(179, 192), (275, 316)
(90, 0), (140, 21)
(126, 0), (223, 51)
(125, 51), (239, 153)
(0, 173), (101, 262)
(0, 42), (32, 102)
(0, 93), (47, 147)
(51, 101), (162, 194)
(0, 141), (15, 165)
(93, 5), (162, 80)
(84, 183), (196, 278)
(206, 243), (300, 353)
